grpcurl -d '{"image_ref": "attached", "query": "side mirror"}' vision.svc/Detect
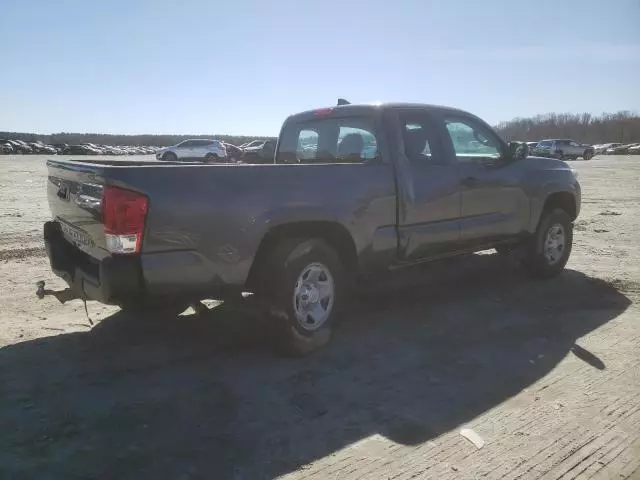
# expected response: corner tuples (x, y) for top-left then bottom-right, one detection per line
(508, 141), (528, 160)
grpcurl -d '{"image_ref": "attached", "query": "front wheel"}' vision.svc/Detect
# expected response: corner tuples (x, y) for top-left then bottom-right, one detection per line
(162, 152), (177, 162)
(259, 238), (345, 356)
(583, 150), (593, 160)
(523, 209), (573, 278)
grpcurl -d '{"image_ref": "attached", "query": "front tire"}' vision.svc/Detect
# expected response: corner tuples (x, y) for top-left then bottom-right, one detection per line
(523, 208), (573, 278)
(162, 151), (177, 162)
(583, 150), (593, 160)
(259, 238), (345, 356)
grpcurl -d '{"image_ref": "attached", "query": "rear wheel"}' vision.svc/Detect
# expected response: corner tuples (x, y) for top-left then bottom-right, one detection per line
(205, 153), (220, 163)
(258, 238), (345, 356)
(523, 208), (573, 278)
(162, 151), (177, 162)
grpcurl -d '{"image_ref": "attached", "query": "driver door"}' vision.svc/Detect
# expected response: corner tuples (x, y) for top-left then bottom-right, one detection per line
(437, 114), (529, 247)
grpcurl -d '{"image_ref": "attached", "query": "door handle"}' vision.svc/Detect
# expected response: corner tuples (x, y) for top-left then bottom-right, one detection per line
(461, 176), (478, 187)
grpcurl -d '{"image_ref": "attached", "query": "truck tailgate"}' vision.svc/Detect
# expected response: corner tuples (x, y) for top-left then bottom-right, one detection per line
(47, 160), (108, 256)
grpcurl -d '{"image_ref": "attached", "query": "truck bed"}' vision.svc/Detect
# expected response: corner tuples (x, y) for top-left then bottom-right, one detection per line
(44, 158), (398, 304)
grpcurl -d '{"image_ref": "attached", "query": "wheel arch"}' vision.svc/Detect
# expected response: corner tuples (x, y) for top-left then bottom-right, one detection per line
(246, 221), (358, 290)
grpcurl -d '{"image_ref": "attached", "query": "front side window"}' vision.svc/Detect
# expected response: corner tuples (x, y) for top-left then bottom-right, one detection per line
(276, 115), (378, 164)
(443, 118), (502, 162)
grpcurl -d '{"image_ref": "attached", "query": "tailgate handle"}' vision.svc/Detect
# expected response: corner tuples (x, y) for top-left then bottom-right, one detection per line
(75, 194), (101, 210)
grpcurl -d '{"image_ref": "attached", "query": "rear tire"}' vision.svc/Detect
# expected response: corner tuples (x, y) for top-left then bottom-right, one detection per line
(258, 238), (345, 356)
(162, 152), (177, 162)
(205, 153), (220, 163)
(523, 208), (573, 278)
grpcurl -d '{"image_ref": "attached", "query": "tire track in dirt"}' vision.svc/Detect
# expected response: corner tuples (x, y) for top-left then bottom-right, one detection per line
(0, 247), (46, 261)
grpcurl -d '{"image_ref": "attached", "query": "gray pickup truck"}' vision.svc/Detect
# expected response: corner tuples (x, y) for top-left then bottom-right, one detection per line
(43, 102), (581, 354)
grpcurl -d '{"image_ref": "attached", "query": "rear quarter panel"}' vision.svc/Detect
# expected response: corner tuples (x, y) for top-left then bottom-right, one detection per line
(105, 163), (397, 287)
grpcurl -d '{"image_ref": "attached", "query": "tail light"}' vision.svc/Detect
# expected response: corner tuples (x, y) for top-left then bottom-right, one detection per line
(102, 186), (149, 254)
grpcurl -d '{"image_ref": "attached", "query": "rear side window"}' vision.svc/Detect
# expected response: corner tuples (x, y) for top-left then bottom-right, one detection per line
(396, 111), (441, 163)
(276, 115), (378, 164)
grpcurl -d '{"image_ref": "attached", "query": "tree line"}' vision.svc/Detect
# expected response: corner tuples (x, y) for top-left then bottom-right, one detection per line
(0, 132), (276, 147)
(2, 110), (639, 147)
(494, 111), (640, 144)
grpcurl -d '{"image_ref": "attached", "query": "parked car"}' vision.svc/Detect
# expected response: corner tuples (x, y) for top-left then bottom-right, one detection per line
(534, 139), (594, 160)
(240, 140), (263, 148)
(526, 141), (538, 153)
(628, 144), (640, 154)
(222, 142), (243, 162)
(606, 143), (639, 155)
(51, 143), (69, 154)
(242, 139), (276, 163)
(10, 140), (33, 154)
(41, 102), (581, 355)
(1, 142), (13, 154)
(28, 142), (57, 154)
(156, 139), (227, 162)
(81, 143), (106, 154)
(62, 145), (101, 155)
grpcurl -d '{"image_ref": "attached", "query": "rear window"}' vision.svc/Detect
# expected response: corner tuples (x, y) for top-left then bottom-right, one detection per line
(276, 115), (379, 164)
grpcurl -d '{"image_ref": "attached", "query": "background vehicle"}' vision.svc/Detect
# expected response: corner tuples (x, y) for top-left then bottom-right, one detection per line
(5, 140), (31, 154)
(534, 139), (594, 160)
(222, 142), (243, 162)
(156, 139), (227, 162)
(242, 139), (276, 163)
(606, 143), (640, 155)
(240, 140), (263, 148)
(28, 142), (57, 154)
(43, 102), (581, 355)
(62, 145), (100, 155)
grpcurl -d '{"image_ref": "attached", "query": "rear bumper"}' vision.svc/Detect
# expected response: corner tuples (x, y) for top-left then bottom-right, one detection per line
(44, 221), (143, 305)
(44, 221), (240, 305)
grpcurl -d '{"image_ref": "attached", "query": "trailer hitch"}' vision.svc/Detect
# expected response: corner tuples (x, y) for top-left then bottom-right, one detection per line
(36, 280), (94, 325)
(35, 280), (78, 303)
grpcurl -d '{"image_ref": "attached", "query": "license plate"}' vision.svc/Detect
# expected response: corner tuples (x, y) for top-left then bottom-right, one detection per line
(61, 222), (95, 249)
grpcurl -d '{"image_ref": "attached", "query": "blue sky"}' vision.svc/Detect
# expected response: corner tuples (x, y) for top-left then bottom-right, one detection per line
(1, 0), (639, 135)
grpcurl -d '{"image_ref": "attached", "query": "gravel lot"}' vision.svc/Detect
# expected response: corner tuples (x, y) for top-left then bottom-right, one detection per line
(1, 155), (639, 479)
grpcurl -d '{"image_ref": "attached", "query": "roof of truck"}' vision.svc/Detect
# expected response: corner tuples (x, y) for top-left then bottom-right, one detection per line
(290, 102), (470, 119)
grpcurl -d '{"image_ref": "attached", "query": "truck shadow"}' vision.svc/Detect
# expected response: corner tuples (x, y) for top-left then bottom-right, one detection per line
(0, 254), (632, 479)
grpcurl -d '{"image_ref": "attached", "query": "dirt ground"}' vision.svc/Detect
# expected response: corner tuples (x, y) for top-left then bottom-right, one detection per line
(1, 154), (639, 480)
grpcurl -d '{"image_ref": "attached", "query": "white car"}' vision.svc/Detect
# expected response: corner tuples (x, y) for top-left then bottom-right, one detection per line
(156, 139), (227, 162)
